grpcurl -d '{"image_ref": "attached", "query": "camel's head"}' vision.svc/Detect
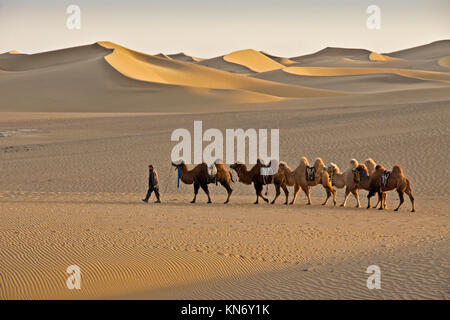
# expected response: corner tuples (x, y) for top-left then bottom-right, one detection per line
(326, 163), (339, 175)
(171, 159), (185, 170)
(278, 161), (288, 170)
(230, 162), (244, 172)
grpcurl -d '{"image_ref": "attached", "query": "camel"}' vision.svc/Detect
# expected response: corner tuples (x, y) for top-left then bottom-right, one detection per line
(230, 160), (273, 204)
(171, 160), (213, 203)
(366, 164), (415, 212)
(258, 160), (293, 205)
(343, 158), (386, 208)
(278, 157), (336, 206)
(212, 159), (234, 204)
(324, 159), (361, 207)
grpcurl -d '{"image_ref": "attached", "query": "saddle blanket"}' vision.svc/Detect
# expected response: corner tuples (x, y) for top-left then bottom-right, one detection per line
(306, 166), (316, 181)
(381, 170), (391, 188)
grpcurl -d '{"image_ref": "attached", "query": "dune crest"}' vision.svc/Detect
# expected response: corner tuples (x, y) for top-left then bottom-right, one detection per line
(260, 51), (298, 66)
(167, 52), (204, 63)
(223, 49), (285, 72)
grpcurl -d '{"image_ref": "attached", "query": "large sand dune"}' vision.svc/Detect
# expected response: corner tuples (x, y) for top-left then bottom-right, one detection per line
(1, 40), (450, 113)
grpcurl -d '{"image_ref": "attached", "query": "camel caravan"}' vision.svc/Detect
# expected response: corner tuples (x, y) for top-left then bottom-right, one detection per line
(170, 157), (415, 212)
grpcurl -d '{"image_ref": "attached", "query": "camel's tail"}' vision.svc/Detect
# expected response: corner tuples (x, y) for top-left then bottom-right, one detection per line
(405, 177), (412, 193)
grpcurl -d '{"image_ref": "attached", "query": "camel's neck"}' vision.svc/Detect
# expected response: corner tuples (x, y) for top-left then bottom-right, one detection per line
(358, 173), (370, 188)
(180, 164), (194, 184)
(283, 167), (296, 184)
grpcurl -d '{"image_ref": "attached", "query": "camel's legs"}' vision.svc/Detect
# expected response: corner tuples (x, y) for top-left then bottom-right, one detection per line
(367, 189), (375, 209)
(271, 184), (281, 204)
(303, 186), (312, 205)
(322, 189), (331, 206)
(405, 188), (415, 212)
(353, 189), (361, 208)
(200, 183), (212, 203)
(378, 191), (385, 210)
(222, 182), (233, 204)
(394, 189), (404, 211)
(290, 184), (301, 205)
(330, 187), (337, 206)
(254, 184), (268, 204)
(281, 184), (289, 205)
(191, 182), (200, 203)
(258, 184), (269, 203)
(341, 187), (351, 207)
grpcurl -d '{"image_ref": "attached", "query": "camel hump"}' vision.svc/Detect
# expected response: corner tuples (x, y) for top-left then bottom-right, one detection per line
(350, 159), (359, 167)
(300, 157), (309, 167)
(375, 164), (385, 171)
(365, 158), (376, 168)
(392, 165), (403, 175)
(314, 157), (324, 167)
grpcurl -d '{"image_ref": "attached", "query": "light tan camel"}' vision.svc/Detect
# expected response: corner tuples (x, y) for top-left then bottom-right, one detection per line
(278, 157), (336, 206)
(325, 159), (387, 208)
(171, 160), (212, 203)
(367, 164), (415, 212)
(324, 159), (360, 207)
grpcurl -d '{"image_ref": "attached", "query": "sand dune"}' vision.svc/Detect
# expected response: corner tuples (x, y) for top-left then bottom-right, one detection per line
(283, 66), (450, 82)
(223, 49), (285, 72)
(197, 49), (288, 74)
(386, 39), (450, 60)
(2, 40), (449, 114)
(98, 41), (344, 98)
(196, 55), (255, 74)
(291, 47), (372, 63)
(260, 51), (298, 66)
(167, 52), (204, 62)
(0, 44), (111, 71)
(155, 53), (172, 60)
(369, 52), (402, 62)
(252, 70), (447, 92)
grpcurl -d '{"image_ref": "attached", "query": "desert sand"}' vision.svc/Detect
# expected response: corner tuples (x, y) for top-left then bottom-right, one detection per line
(0, 40), (449, 299)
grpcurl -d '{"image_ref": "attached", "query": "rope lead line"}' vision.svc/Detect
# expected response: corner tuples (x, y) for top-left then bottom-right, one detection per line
(177, 166), (182, 189)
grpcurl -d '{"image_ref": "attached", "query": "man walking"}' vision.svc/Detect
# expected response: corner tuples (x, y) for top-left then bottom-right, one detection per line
(142, 164), (161, 203)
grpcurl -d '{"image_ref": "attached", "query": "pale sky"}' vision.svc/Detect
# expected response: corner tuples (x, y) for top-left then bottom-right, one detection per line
(0, 0), (449, 58)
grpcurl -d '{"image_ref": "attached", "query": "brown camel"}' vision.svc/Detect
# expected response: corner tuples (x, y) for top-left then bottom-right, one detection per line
(367, 164), (415, 212)
(171, 160), (212, 203)
(230, 160), (272, 204)
(270, 161), (295, 204)
(212, 159), (234, 204)
(279, 157), (336, 206)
